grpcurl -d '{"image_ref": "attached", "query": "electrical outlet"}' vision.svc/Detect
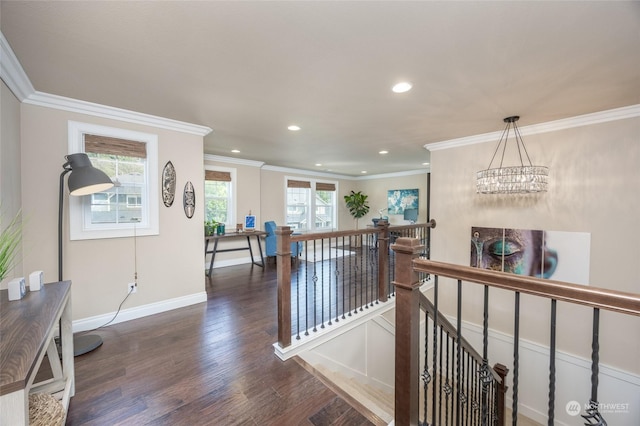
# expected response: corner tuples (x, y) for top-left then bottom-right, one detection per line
(128, 282), (137, 294)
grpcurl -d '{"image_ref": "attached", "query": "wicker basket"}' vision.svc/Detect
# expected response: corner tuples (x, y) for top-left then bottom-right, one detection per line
(29, 393), (65, 426)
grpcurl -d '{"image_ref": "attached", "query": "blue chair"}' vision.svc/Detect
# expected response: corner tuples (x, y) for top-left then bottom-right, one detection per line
(264, 221), (302, 262)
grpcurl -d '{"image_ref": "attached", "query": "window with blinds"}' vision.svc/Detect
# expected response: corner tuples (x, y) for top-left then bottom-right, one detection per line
(286, 178), (337, 231)
(68, 121), (159, 240)
(84, 134), (147, 226)
(205, 167), (235, 226)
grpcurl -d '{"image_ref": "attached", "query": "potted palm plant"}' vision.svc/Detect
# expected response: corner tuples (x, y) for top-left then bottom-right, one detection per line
(344, 189), (370, 229)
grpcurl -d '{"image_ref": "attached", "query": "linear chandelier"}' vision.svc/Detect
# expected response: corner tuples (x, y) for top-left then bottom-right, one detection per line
(476, 116), (549, 194)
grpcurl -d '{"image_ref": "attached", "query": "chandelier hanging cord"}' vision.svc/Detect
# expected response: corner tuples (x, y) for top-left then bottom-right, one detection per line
(512, 118), (535, 167)
(485, 122), (510, 170)
(485, 116), (533, 170)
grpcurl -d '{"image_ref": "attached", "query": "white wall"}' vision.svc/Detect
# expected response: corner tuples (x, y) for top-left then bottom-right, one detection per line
(19, 103), (206, 324)
(358, 171), (429, 227)
(429, 112), (640, 421)
(0, 80), (22, 287)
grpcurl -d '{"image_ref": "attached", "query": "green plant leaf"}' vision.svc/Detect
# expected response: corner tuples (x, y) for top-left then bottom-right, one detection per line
(343, 190), (370, 219)
(0, 210), (22, 281)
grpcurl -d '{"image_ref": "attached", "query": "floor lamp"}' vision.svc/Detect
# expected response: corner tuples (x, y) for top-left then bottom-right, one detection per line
(59, 153), (114, 356)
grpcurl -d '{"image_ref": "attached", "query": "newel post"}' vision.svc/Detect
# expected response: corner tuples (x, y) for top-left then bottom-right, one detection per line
(393, 237), (425, 426)
(377, 219), (390, 302)
(494, 363), (509, 426)
(276, 226), (293, 348)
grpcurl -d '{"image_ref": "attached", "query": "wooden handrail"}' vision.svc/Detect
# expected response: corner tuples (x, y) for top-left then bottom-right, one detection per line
(412, 259), (640, 317)
(288, 219), (436, 243)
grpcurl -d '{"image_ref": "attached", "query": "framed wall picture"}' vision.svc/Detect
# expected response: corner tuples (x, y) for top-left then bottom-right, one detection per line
(387, 188), (419, 215)
(245, 214), (256, 231)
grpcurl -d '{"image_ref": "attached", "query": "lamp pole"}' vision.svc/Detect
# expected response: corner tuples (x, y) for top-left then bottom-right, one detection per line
(58, 163), (72, 282)
(58, 153), (114, 356)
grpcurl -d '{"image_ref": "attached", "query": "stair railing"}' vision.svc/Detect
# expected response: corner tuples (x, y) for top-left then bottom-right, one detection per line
(276, 220), (435, 349)
(392, 237), (640, 426)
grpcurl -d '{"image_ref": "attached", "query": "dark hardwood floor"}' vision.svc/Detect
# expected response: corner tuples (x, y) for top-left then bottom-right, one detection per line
(64, 262), (377, 425)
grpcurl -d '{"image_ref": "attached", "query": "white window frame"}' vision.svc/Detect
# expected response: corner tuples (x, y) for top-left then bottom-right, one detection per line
(284, 176), (338, 232)
(68, 121), (159, 240)
(204, 165), (236, 227)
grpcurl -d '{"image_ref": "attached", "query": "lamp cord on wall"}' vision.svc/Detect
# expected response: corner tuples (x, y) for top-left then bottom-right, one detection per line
(77, 219), (139, 335)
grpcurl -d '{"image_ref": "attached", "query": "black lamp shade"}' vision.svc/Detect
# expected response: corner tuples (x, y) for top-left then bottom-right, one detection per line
(65, 153), (114, 196)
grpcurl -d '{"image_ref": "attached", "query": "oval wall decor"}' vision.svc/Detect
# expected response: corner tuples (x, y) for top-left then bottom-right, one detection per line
(183, 181), (195, 218)
(162, 161), (176, 207)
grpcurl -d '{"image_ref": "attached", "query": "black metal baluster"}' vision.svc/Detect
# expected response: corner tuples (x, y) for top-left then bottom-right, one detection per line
(581, 308), (607, 426)
(328, 238), (333, 326)
(422, 306), (430, 426)
(359, 241), (364, 312)
(445, 334), (451, 426)
(340, 236), (346, 320)
(473, 361), (480, 425)
(348, 236), (353, 317)
(480, 285), (490, 426)
(312, 240), (318, 333)
(432, 276), (439, 426)
(456, 279), (463, 426)
(489, 379), (498, 425)
(320, 238), (326, 329)
(365, 240), (371, 309)
(465, 352), (471, 426)
(548, 299), (557, 425)
(304, 240), (309, 336)
(295, 244), (302, 340)
(439, 326), (444, 425)
(513, 291), (520, 425)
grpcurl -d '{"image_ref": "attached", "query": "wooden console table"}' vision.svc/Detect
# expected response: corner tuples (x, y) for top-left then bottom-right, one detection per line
(205, 230), (267, 277)
(0, 281), (75, 425)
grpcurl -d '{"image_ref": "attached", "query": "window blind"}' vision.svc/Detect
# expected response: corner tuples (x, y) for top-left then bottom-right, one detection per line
(205, 170), (232, 182)
(84, 134), (147, 158)
(316, 182), (336, 191)
(287, 179), (311, 189)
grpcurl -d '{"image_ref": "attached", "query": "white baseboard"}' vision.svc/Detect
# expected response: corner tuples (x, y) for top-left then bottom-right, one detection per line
(72, 291), (208, 332)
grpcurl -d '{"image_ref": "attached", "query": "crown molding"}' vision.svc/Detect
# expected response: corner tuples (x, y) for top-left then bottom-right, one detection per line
(0, 31), (35, 100)
(24, 92), (212, 136)
(204, 154), (264, 168)
(425, 104), (640, 152)
(355, 168), (429, 180)
(261, 164), (353, 179)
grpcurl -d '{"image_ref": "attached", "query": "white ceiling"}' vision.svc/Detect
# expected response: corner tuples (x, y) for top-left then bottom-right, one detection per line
(2, 1), (639, 176)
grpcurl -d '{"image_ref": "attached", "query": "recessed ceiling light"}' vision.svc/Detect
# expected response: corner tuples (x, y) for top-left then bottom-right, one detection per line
(392, 82), (412, 93)
(361, 171), (367, 174)
(231, 149), (240, 153)
(288, 125), (301, 131)
(422, 162), (430, 166)
(315, 163), (322, 167)
(379, 150), (389, 155)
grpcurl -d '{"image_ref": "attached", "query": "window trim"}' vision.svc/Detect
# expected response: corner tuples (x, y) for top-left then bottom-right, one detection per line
(204, 165), (236, 227)
(68, 121), (159, 240)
